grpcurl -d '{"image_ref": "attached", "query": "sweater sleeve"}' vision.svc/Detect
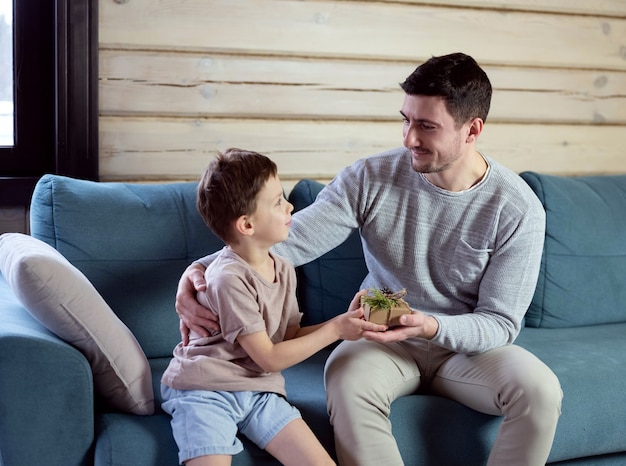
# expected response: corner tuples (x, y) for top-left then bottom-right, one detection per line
(273, 165), (364, 267)
(429, 202), (545, 354)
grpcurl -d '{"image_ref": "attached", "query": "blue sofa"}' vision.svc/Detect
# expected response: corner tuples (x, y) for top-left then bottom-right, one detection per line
(0, 171), (625, 466)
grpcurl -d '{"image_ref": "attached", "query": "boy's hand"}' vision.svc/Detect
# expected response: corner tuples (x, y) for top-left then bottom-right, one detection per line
(336, 307), (388, 341)
(347, 289), (367, 312)
(336, 290), (387, 340)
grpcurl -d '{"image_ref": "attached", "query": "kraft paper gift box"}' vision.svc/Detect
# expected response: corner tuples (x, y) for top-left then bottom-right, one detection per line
(361, 288), (412, 327)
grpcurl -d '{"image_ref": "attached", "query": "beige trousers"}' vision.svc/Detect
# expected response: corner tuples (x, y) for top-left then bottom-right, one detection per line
(324, 339), (562, 466)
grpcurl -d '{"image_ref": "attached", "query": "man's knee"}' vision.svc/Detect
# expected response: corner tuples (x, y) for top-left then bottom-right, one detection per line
(325, 341), (366, 402)
(505, 350), (563, 421)
(528, 368), (562, 416)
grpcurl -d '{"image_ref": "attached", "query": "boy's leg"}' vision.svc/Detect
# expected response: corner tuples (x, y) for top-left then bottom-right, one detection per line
(431, 344), (563, 466)
(161, 387), (243, 464)
(264, 418), (335, 466)
(186, 454), (231, 466)
(240, 392), (332, 465)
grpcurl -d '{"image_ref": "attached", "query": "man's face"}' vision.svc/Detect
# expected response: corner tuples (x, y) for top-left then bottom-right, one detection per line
(400, 94), (470, 174)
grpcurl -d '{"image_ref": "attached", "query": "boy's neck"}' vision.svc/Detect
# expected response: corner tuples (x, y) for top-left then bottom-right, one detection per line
(228, 244), (275, 283)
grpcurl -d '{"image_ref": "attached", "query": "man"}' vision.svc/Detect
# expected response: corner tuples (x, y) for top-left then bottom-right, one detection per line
(176, 53), (562, 466)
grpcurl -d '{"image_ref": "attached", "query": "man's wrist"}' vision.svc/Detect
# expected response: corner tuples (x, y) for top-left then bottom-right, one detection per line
(426, 315), (440, 340)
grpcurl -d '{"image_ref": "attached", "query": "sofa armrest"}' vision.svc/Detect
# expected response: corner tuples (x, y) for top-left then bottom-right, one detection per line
(0, 277), (94, 466)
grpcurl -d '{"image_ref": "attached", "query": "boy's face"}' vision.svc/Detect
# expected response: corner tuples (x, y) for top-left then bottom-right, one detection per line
(248, 175), (293, 247)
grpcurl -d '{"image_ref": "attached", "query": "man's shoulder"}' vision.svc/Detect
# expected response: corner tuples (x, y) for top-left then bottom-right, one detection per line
(361, 147), (408, 167)
(338, 147), (413, 188)
(486, 158), (545, 217)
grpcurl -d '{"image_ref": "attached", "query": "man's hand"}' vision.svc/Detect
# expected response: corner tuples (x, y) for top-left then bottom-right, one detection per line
(175, 263), (219, 345)
(362, 310), (439, 343)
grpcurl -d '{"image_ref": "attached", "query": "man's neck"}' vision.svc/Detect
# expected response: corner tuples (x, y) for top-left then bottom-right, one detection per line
(423, 151), (488, 192)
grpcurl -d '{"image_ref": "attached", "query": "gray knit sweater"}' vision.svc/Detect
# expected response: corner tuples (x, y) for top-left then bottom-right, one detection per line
(272, 147), (545, 354)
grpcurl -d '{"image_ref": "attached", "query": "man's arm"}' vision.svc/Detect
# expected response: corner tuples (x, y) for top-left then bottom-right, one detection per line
(177, 164), (365, 342)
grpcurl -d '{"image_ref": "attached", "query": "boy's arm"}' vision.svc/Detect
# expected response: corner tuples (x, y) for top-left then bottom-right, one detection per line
(238, 291), (386, 373)
(237, 325), (339, 373)
(237, 309), (374, 373)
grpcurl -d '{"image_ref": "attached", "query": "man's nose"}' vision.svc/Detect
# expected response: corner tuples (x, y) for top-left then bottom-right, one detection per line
(403, 126), (420, 147)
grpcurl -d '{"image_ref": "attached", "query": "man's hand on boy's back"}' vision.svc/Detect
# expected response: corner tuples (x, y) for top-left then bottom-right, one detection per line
(176, 263), (218, 345)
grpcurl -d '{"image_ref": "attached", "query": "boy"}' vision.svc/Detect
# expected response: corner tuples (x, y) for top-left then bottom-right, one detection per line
(161, 148), (386, 466)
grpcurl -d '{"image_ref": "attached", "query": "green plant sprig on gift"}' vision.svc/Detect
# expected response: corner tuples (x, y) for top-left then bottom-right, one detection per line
(362, 287), (402, 310)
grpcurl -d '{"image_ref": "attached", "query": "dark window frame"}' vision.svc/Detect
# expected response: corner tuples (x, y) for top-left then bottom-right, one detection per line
(0, 0), (98, 207)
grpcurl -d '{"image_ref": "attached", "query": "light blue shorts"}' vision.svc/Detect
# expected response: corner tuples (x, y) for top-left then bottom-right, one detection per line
(161, 385), (302, 464)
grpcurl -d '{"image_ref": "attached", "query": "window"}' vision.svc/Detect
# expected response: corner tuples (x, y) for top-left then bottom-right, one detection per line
(0, 0), (98, 207)
(0, 3), (13, 147)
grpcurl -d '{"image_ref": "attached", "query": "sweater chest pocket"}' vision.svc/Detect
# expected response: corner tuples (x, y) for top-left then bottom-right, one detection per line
(448, 239), (493, 283)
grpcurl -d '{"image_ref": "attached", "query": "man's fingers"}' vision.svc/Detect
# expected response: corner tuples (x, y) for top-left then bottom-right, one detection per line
(188, 266), (207, 292)
(179, 319), (192, 345)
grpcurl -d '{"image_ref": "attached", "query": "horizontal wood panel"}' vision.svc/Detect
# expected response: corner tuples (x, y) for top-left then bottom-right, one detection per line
(0, 207), (28, 234)
(99, 0), (626, 70)
(376, 0), (626, 17)
(99, 117), (626, 182)
(100, 51), (626, 124)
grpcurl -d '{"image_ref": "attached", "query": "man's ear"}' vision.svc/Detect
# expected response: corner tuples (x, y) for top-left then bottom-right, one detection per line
(466, 117), (484, 143)
(234, 215), (254, 237)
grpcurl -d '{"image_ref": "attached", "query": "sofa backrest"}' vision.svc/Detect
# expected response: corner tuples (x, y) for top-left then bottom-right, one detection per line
(520, 172), (626, 328)
(30, 174), (223, 358)
(288, 179), (368, 325)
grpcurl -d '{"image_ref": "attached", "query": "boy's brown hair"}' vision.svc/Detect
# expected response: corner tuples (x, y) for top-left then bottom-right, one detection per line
(197, 148), (278, 244)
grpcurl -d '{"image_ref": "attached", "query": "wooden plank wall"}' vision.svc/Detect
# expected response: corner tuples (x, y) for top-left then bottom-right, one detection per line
(4, 1), (624, 234)
(99, 0), (626, 190)
(3, 0), (624, 233)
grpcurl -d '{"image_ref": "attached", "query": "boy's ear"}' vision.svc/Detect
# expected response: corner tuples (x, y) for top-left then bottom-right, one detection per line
(234, 215), (254, 237)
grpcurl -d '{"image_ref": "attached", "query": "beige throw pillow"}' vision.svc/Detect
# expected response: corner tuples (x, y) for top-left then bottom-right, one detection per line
(0, 233), (154, 415)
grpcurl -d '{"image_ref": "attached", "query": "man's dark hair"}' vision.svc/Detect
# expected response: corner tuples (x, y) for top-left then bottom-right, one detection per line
(400, 53), (492, 127)
(197, 148), (278, 244)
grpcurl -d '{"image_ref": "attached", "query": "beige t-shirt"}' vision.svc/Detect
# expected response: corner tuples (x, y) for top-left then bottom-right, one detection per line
(161, 248), (302, 396)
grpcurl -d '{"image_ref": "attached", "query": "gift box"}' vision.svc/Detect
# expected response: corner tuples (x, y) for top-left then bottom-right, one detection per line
(361, 288), (412, 326)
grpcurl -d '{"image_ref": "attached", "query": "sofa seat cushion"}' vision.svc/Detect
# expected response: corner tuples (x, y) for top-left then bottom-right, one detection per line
(0, 233), (153, 415)
(106, 351), (334, 466)
(516, 324), (626, 462)
(520, 172), (626, 328)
